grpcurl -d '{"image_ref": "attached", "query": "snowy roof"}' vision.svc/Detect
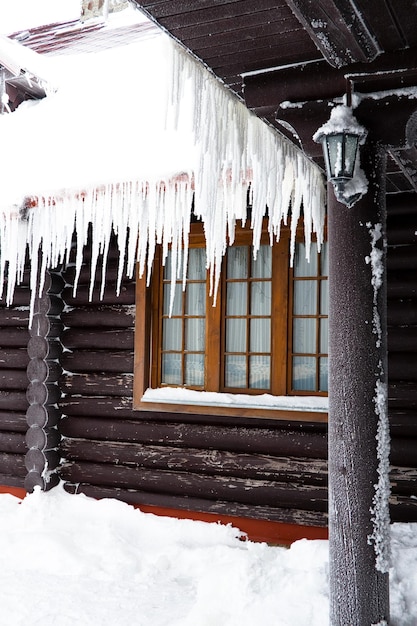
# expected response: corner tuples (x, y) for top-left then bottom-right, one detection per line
(0, 6), (326, 322)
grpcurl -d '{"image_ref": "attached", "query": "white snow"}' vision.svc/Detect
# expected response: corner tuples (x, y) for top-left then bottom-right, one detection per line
(142, 387), (328, 412)
(0, 6), (325, 323)
(0, 0), (81, 34)
(0, 485), (416, 626)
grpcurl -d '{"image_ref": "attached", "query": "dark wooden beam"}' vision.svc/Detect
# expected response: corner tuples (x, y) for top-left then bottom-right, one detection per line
(284, 0), (381, 67)
(244, 47), (417, 113)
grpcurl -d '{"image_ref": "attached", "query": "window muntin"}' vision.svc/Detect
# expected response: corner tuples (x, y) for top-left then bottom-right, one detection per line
(290, 242), (328, 393)
(223, 244), (272, 391)
(160, 247), (206, 388)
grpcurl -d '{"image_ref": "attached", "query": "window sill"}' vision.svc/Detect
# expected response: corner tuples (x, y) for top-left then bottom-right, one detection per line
(134, 387), (328, 422)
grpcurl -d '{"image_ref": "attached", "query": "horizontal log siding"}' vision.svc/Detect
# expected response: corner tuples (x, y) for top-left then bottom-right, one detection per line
(386, 202), (417, 523)
(58, 245), (331, 527)
(56, 226), (417, 527)
(0, 284), (30, 488)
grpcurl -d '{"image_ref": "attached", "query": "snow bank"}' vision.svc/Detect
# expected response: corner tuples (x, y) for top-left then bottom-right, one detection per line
(0, 486), (416, 625)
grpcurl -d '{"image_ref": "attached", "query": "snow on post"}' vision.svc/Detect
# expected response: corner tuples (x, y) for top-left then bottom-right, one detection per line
(0, 29), (325, 323)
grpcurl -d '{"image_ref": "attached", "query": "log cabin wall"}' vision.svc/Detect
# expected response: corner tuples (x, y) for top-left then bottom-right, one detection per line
(0, 276), (30, 490)
(55, 199), (417, 532)
(387, 193), (417, 523)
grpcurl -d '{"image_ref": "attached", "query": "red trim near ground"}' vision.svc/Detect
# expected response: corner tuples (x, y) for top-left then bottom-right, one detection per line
(0, 486), (26, 499)
(0, 485), (328, 544)
(137, 504), (329, 545)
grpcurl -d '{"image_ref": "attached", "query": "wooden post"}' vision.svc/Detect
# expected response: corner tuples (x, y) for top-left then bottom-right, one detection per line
(328, 140), (390, 625)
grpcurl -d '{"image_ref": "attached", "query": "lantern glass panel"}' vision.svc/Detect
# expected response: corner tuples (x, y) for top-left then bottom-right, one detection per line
(343, 134), (359, 177)
(325, 134), (343, 178)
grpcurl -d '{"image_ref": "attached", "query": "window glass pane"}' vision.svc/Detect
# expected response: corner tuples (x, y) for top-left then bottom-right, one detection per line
(225, 355), (246, 388)
(249, 355), (270, 389)
(226, 282), (247, 315)
(226, 318), (246, 352)
(320, 318), (328, 354)
(186, 283), (205, 316)
(250, 281), (271, 315)
(162, 318), (182, 350)
(186, 318), (205, 351)
(163, 251), (183, 281)
(162, 353), (182, 385)
(320, 280), (328, 315)
(320, 357), (328, 392)
(292, 356), (316, 391)
(250, 318), (271, 353)
(294, 242), (317, 277)
(227, 246), (248, 279)
(187, 248), (206, 280)
(294, 281), (317, 315)
(293, 318), (316, 353)
(320, 243), (328, 276)
(163, 283), (182, 316)
(185, 354), (204, 386)
(252, 245), (272, 278)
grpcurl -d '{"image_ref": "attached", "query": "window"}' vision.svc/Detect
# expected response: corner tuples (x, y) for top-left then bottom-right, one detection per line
(134, 222), (328, 421)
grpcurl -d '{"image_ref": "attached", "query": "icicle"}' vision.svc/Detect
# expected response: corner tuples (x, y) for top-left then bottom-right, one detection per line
(0, 31), (325, 323)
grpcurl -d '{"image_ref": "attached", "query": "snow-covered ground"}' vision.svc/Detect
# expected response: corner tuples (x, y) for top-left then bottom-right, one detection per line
(0, 486), (416, 626)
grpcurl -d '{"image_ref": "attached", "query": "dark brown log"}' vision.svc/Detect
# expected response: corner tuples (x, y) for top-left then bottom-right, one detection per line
(62, 328), (134, 350)
(61, 350), (134, 374)
(391, 436), (417, 466)
(390, 410), (417, 437)
(60, 372), (133, 396)
(60, 460), (328, 511)
(40, 272), (65, 296)
(63, 481), (328, 527)
(25, 425), (60, 451)
(285, 0), (380, 67)
(60, 417), (328, 457)
(388, 328), (417, 352)
(387, 271), (417, 298)
(61, 305), (135, 329)
(27, 358), (61, 384)
(0, 472), (24, 488)
(26, 381), (61, 406)
(25, 447), (60, 472)
(389, 494), (417, 523)
(0, 369), (28, 389)
(0, 411), (27, 432)
(64, 263), (130, 286)
(387, 215), (417, 245)
(0, 431), (26, 454)
(390, 466), (417, 495)
(60, 396), (135, 419)
(0, 328), (30, 347)
(0, 452), (26, 476)
(61, 438), (328, 484)
(0, 348), (29, 369)
(0, 391), (28, 411)
(0, 290), (30, 307)
(388, 299), (417, 326)
(26, 404), (61, 428)
(389, 353), (417, 381)
(24, 469), (60, 492)
(0, 308), (30, 325)
(29, 314), (63, 339)
(389, 382), (417, 408)
(62, 283), (135, 306)
(27, 336), (62, 361)
(387, 244), (417, 270)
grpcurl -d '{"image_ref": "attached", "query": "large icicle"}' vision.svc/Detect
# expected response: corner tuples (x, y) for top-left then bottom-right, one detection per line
(0, 29), (325, 322)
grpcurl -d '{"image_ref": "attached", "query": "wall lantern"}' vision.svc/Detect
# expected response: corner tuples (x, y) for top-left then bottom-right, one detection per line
(313, 105), (368, 208)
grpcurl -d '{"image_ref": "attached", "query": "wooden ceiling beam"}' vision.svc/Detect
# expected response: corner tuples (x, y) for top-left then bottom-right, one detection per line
(284, 0), (381, 68)
(244, 47), (417, 113)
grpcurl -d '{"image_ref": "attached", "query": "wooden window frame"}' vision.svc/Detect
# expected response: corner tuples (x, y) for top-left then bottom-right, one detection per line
(133, 222), (328, 422)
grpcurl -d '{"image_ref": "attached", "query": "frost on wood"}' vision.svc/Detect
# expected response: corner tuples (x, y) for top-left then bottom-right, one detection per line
(366, 222), (391, 574)
(0, 31), (325, 323)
